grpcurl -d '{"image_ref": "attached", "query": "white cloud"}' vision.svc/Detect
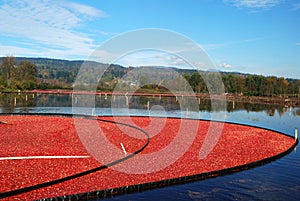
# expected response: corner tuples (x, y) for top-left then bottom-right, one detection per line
(108, 50), (195, 69)
(225, 0), (283, 9)
(0, 45), (38, 56)
(0, 44), (93, 60)
(114, 50), (174, 67)
(62, 2), (107, 19)
(0, 0), (106, 58)
(219, 62), (235, 68)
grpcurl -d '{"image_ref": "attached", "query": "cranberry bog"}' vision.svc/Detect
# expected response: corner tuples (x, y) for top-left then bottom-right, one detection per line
(0, 114), (297, 200)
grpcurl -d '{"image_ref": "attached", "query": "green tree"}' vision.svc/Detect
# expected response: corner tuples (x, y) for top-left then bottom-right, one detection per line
(223, 74), (237, 94)
(205, 72), (224, 94)
(0, 57), (38, 90)
(1, 56), (16, 88)
(266, 76), (277, 96)
(245, 75), (256, 95)
(256, 75), (267, 96)
(236, 75), (245, 95)
(190, 73), (201, 93)
(18, 61), (38, 89)
(18, 61), (37, 80)
(278, 77), (289, 96)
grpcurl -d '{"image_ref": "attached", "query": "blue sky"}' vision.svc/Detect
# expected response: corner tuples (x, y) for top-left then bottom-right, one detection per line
(0, 0), (300, 79)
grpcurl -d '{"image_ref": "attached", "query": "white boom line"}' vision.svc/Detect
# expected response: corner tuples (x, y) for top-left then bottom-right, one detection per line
(0, 155), (90, 161)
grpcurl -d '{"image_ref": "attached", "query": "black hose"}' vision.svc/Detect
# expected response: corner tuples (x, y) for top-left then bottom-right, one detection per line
(0, 114), (150, 199)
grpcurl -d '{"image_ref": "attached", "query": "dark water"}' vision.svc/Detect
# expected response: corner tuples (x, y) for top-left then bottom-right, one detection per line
(1, 93), (299, 201)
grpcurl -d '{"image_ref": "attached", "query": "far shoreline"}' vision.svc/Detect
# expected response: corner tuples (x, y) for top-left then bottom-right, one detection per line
(1, 89), (299, 107)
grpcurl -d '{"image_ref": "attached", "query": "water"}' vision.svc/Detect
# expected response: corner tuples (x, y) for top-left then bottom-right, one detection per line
(1, 93), (299, 200)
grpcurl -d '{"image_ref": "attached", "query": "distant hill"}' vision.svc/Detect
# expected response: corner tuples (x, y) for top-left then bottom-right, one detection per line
(0, 57), (299, 96)
(0, 57), (128, 88)
(15, 57), (84, 67)
(0, 57), (254, 81)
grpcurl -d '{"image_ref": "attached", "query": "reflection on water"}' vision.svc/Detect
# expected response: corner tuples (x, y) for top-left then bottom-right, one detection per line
(0, 93), (36, 113)
(0, 93), (299, 117)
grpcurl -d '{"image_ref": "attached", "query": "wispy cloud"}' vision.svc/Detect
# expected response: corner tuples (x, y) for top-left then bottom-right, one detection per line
(62, 2), (107, 20)
(0, 0), (106, 58)
(202, 37), (263, 51)
(0, 45), (38, 56)
(225, 0), (284, 9)
(292, 3), (300, 10)
(296, 43), (300, 46)
(114, 50), (188, 68)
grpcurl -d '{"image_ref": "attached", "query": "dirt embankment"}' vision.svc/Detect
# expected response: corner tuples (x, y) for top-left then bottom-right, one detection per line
(221, 94), (300, 107)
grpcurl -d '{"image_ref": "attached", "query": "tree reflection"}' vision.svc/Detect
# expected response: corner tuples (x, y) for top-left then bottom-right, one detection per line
(0, 93), (298, 117)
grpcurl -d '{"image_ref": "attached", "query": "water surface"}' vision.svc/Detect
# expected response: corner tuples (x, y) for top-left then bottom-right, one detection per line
(0, 93), (299, 201)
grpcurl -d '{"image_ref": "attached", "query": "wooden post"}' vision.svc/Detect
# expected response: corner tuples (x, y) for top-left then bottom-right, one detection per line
(147, 100), (150, 111)
(125, 93), (129, 106)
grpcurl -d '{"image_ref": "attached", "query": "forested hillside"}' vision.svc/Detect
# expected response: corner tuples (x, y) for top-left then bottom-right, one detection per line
(0, 56), (299, 97)
(185, 72), (300, 97)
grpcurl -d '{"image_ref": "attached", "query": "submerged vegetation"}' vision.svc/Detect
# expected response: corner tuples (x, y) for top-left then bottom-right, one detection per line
(0, 56), (299, 98)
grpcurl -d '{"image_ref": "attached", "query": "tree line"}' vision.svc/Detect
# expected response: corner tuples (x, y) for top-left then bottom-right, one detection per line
(0, 56), (299, 97)
(0, 56), (38, 90)
(184, 72), (300, 97)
